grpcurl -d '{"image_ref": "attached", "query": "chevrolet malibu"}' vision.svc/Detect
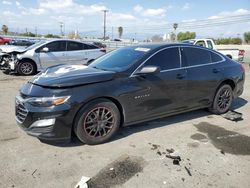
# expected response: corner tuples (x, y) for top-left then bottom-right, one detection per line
(15, 43), (245, 145)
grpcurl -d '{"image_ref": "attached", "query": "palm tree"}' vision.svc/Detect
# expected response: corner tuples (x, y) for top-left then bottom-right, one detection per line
(118, 26), (123, 39)
(2, 25), (8, 35)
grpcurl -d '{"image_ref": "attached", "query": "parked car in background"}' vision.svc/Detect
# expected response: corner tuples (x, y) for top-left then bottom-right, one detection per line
(1, 39), (105, 75)
(10, 38), (36, 46)
(15, 43), (245, 144)
(183, 39), (245, 62)
(0, 36), (11, 45)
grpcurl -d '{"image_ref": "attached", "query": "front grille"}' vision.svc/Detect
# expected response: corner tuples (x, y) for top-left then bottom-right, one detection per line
(15, 98), (28, 123)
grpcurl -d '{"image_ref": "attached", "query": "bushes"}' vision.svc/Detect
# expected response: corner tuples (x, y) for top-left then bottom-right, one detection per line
(215, 38), (242, 45)
(244, 32), (250, 44)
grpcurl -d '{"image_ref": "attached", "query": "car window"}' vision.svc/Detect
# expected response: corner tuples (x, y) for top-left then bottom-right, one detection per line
(211, 52), (223, 62)
(207, 40), (213, 49)
(89, 47), (149, 72)
(45, 41), (66, 52)
(67, 41), (83, 51)
(143, 47), (180, 70)
(181, 47), (212, 66)
(195, 40), (206, 47)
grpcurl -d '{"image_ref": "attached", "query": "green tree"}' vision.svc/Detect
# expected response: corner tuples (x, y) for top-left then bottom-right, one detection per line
(177, 31), (196, 41)
(44, 34), (61, 38)
(118, 26), (123, 38)
(244, 32), (250, 43)
(2, 25), (8, 35)
(21, 32), (36, 37)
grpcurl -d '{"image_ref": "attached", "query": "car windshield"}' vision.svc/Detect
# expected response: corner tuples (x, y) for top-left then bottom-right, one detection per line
(25, 40), (46, 50)
(89, 47), (151, 72)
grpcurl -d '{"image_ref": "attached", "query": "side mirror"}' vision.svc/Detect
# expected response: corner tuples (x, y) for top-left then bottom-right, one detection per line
(41, 47), (49, 52)
(135, 65), (161, 76)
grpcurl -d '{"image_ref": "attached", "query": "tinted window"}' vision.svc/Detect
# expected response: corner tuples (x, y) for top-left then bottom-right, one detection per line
(144, 47), (180, 70)
(195, 40), (206, 47)
(67, 41), (83, 51)
(181, 47), (212, 66)
(207, 40), (213, 49)
(45, 41), (66, 52)
(89, 47), (149, 72)
(211, 52), (223, 62)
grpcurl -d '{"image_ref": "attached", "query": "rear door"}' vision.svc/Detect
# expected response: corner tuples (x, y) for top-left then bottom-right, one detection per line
(124, 47), (188, 123)
(38, 41), (67, 68)
(181, 46), (225, 108)
(66, 41), (88, 64)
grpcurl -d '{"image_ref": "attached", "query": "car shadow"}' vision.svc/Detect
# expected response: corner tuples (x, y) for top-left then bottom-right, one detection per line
(45, 97), (248, 147)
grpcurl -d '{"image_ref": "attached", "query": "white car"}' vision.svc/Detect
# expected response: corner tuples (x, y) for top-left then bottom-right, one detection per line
(0, 39), (106, 75)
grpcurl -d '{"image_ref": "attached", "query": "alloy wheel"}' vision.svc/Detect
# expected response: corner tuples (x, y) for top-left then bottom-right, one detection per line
(20, 62), (33, 75)
(83, 107), (115, 138)
(217, 87), (232, 111)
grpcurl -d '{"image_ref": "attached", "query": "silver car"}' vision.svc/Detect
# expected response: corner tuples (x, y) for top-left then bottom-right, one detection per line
(1, 39), (105, 75)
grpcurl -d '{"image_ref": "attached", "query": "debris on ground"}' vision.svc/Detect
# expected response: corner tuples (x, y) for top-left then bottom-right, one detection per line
(221, 110), (243, 122)
(75, 176), (90, 188)
(166, 148), (175, 153)
(166, 154), (181, 165)
(185, 166), (192, 176)
(31, 169), (37, 178)
(149, 143), (160, 150)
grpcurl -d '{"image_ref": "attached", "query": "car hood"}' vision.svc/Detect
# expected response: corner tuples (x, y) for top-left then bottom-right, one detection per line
(29, 64), (115, 88)
(0, 45), (26, 53)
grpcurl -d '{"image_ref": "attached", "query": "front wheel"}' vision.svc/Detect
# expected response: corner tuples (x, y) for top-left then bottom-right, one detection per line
(74, 99), (121, 145)
(17, 61), (36, 75)
(209, 84), (233, 114)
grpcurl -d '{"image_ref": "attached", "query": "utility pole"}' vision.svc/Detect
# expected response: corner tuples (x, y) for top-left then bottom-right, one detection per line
(102, 10), (108, 41)
(59, 22), (64, 36)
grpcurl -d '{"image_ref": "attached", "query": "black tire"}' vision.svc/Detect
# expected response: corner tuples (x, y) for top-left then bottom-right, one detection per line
(209, 84), (233, 114)
(4, 42), (9, 45)
(74, 99), (121, 145)
(17, 61), (36, 75)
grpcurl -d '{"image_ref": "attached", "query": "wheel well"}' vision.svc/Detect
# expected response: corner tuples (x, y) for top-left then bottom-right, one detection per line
(71, 97), (124, 138)
(19, 58), (37, 72)
(219, 79), (236, 91)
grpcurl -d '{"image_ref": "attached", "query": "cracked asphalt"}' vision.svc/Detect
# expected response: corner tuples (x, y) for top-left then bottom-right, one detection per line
(0, 63), (250, 188)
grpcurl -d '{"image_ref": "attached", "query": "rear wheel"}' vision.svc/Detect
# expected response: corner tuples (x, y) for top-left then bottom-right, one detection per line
(74, 99), (121, 145)
(209, 84), (233, 114)
(17, 61), (36, 75)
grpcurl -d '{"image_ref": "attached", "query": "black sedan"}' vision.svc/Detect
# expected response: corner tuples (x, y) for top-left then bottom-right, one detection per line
(15, 43), (245, 144)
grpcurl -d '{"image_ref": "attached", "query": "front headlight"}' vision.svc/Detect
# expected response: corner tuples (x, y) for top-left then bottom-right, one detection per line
(26, 96), (70, 107)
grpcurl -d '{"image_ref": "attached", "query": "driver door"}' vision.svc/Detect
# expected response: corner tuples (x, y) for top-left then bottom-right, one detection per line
(121, 47), (188, 123)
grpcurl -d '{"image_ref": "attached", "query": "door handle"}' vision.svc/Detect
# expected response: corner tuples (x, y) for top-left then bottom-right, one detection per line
(176, 74), (185, 79)
(213, 68), (220, 73)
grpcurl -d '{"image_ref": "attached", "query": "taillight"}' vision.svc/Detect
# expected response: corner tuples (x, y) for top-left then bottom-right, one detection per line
(100, 48), (106, 53)
(239, 50), (245, 56)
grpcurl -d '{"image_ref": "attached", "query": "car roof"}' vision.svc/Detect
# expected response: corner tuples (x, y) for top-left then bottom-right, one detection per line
(124, 43), (196, 51)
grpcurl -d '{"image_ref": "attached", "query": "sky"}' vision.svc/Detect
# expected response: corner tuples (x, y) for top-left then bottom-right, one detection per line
(0, 0), (250, 40)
